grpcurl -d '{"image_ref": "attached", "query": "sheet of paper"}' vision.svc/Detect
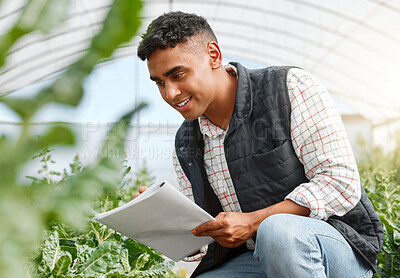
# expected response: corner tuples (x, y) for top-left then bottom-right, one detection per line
(94, 181), (215, 261)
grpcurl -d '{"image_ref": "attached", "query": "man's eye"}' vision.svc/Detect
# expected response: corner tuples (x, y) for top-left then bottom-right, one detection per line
(173, 73), (182, 79)
(156, 81), (164, 86)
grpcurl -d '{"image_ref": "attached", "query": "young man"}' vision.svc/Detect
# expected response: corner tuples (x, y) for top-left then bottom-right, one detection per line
(137, 11), (383, 278)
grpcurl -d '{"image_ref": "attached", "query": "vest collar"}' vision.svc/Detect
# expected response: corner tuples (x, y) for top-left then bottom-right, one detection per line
(226, 62), (253, 136)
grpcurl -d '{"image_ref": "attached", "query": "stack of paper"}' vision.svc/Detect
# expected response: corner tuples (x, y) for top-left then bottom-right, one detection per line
(94, 180), (215, 261)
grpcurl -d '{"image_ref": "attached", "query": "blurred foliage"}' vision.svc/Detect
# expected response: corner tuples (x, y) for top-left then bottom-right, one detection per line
(27, 152), (176, 277)
(359, 138), (400, 277)
(118, 164), (155, 205)
(0, 0), (148, 277)
(0, 0), (71, 67)
(1, 0), (143, 119)
(358, 134), (400, 183)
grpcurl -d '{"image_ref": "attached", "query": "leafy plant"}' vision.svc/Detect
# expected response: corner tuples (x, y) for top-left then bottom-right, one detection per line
(362, 171), (400, 278)
(0, 1), (145, 277)
(26, 146), (63, 185)
(359, 142), (400, 277)
(28, 152), (174, 278)
(34, 218), (175, 278)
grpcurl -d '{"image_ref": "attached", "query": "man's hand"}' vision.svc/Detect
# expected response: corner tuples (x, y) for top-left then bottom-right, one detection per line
(133, 186), (148, 199)
(191, 200), (310, 248)
(191, 212), (256, 248)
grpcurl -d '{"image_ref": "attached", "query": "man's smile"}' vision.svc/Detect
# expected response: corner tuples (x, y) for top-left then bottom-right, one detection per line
(174, 96), (192, 111)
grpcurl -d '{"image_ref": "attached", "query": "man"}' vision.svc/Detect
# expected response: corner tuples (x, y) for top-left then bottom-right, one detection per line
(137, 11), (383, 278)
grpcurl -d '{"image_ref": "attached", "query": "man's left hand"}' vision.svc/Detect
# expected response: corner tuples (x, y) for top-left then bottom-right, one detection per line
(192, 212), (256, 248)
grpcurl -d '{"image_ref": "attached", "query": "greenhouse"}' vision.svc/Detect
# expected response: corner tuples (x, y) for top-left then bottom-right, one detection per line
(0, 0), (399, 277)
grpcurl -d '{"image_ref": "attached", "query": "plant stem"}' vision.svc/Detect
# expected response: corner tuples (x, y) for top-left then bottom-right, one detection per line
(90, 222), (102, 243)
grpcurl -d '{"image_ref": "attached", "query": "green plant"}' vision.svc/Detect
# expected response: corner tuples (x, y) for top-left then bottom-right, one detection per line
(358, 133), (400, 183)
(362, 171), (400, 278)
(28, 152), (174, 277)
(35, 228), (175, 278)
(116, 163), (155, 206)
(0, 1), (145, 277)
(359, 140), (400, 277)
(26, 146), (63, 185)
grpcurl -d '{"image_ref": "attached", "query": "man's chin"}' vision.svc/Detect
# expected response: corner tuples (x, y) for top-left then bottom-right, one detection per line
(181, 113), (202, 121)
(182, 115), (198, 121)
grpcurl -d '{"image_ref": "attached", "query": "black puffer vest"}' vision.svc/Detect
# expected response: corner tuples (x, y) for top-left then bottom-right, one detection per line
(175, 62), (383, 277)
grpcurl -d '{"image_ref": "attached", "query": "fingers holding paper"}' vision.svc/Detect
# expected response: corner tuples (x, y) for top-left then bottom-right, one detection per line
(192, 212), (256, 248)
(133, 186), (148, 199)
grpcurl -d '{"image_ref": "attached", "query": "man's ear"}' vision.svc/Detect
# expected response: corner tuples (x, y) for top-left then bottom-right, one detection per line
(207, 41), (222, 69)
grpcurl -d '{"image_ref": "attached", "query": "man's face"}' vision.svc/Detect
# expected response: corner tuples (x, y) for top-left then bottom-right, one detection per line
(147, 42), (217, 121)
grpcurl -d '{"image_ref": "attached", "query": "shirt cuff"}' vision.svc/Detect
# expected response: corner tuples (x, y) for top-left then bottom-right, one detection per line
(285, 183), (329, 220)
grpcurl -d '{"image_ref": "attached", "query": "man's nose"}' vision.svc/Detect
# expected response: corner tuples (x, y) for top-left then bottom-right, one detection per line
(165, 83), (181, 101)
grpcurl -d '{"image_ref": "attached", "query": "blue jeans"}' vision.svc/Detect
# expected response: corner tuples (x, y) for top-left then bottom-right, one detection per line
(196, 214), (373, 278)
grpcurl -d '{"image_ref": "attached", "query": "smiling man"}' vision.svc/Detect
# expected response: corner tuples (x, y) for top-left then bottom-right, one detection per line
(137, 11), (383, 278)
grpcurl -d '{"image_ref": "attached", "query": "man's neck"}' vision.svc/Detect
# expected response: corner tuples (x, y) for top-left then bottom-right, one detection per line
(203, 68), (238, 130)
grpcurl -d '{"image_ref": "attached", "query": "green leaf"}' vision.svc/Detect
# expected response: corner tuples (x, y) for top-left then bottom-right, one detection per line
(394, 228), (400, 247)
(38, 125), (76, 147)
(125, 238), (163, 267)
(15, 0), (70, 34)
(121, 248), (131, 273)
(132, 253), (150, 271)
(60, 245), (77, 262)
(52, 253), (72, 277)
(380, 213), (400, 236)
(78, 241), (121, 276)
(76, 244), (95, 268)
(39, 71), (85, 107)
(122, 166), (132, 179)
(133, 261), (175, 277)
(0, 98), (38, 121)
(41, 230), (61, 272)
(88, 0), (143, 59)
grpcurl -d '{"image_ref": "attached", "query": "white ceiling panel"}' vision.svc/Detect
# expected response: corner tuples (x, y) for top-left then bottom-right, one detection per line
(1, 0), (399, 125)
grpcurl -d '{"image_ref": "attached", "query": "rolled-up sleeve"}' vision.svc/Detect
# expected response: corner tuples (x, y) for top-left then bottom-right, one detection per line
(284, 68), (361, 221)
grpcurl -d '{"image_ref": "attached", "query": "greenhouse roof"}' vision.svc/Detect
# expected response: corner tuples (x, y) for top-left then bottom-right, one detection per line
(1, 0), (400, 125)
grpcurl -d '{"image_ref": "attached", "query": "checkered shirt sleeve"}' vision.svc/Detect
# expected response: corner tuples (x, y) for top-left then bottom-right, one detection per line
(284, 68), (361, 220)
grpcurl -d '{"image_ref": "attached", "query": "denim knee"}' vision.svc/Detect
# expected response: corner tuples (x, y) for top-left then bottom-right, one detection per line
(254, 214), (372, 278)
(255, 213), (300, 258)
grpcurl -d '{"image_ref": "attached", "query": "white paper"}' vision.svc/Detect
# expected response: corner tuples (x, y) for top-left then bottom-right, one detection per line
(94, 180), (215, 261)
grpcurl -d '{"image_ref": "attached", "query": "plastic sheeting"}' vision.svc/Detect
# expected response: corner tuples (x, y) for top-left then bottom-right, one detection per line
(1, 0), (400, 125)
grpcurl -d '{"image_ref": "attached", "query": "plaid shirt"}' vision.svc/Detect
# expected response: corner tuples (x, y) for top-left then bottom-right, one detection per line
(172, 66), (361, 261)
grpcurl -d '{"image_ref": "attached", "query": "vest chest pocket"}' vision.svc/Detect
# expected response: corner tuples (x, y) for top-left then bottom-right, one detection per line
(232, 139), (305, 210)
(252, 139), (301, 178)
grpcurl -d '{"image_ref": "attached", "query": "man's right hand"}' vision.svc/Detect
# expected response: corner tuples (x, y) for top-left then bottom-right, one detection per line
(133, 186), (148, 199)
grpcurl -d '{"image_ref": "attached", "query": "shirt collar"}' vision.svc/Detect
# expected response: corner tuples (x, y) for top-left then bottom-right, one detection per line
(198, 115), (226, 138)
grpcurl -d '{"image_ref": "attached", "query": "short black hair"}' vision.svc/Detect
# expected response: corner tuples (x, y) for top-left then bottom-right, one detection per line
(137, 11), (217, 61)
